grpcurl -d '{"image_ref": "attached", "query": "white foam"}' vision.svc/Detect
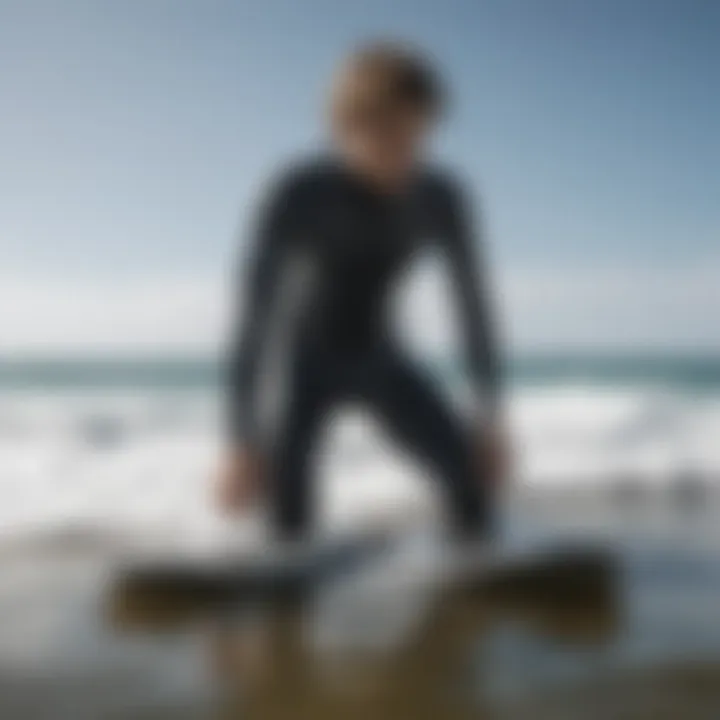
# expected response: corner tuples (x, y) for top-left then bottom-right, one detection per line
(0, 386), (718, 543)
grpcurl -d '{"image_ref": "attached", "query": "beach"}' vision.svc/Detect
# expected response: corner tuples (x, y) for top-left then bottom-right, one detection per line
(1, 495), (720, 718)
(0, 356), (719, 718)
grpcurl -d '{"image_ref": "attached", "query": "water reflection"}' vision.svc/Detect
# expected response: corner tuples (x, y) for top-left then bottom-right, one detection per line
(1, 509), (720, 718)
(111, 540), (621, 718)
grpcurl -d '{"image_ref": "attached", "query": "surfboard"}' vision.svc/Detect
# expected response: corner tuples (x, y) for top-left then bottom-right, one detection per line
(109, 527), (394, 626)
(108, 526), (618, 631)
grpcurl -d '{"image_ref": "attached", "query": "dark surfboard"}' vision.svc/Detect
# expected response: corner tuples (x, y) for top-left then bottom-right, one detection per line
(109, 530), (394, 627)
(109, 529), (618, 631)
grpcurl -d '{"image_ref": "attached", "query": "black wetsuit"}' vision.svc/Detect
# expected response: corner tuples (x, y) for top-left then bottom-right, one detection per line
(228, 156), (501, 539)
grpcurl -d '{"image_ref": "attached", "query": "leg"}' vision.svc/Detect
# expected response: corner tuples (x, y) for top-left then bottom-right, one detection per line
(268, 350), (336, 541)
(361, 349), (493, 540)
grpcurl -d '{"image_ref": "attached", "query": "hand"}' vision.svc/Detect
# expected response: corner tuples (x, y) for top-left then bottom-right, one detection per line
(474, 419), (512, 489)
(215, 446), (265, 516)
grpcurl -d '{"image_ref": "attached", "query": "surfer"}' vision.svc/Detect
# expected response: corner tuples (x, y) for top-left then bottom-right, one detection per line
(217, 41), (509, 542)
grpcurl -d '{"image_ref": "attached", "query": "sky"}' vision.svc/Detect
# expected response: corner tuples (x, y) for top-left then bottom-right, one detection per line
(0, 0), (718, 355)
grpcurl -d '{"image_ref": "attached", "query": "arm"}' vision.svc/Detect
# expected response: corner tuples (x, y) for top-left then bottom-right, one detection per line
(227, 172), (302, 446)
(440, 177), (503, 422)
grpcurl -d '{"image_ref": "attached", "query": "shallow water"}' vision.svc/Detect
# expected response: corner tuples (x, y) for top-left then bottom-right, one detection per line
(1, 369), (719, 717)
(1, 500), (719, 720)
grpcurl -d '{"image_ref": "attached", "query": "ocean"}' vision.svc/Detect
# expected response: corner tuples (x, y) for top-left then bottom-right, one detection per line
(0, 352), (719, 539)
(1, 353), (719, 718)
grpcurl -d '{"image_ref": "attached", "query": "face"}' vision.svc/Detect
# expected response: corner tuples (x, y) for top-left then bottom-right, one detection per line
(335, 103), (432, 189)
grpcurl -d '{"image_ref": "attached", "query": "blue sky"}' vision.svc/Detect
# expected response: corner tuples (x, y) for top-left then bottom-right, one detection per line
(1, 0), (718, 353)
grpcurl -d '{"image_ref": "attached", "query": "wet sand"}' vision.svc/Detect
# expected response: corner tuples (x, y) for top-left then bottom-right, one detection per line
(1, 494), (720, 719)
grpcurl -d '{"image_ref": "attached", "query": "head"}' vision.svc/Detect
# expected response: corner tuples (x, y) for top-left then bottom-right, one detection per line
(329, 41), (446, 189)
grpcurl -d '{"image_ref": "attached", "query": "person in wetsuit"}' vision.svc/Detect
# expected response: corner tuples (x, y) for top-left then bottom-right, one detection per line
(217, 42), (509, 542)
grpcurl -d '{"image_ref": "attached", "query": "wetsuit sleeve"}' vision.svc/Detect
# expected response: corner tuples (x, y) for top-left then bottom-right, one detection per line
(226, 172), (304, 445)
(440, 178), (503, 419)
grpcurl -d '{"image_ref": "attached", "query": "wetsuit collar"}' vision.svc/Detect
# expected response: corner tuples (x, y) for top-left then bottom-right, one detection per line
(326, 150), (423, 201)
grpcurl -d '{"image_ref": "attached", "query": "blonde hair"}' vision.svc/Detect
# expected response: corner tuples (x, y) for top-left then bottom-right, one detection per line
(330, 41), (445, 128)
